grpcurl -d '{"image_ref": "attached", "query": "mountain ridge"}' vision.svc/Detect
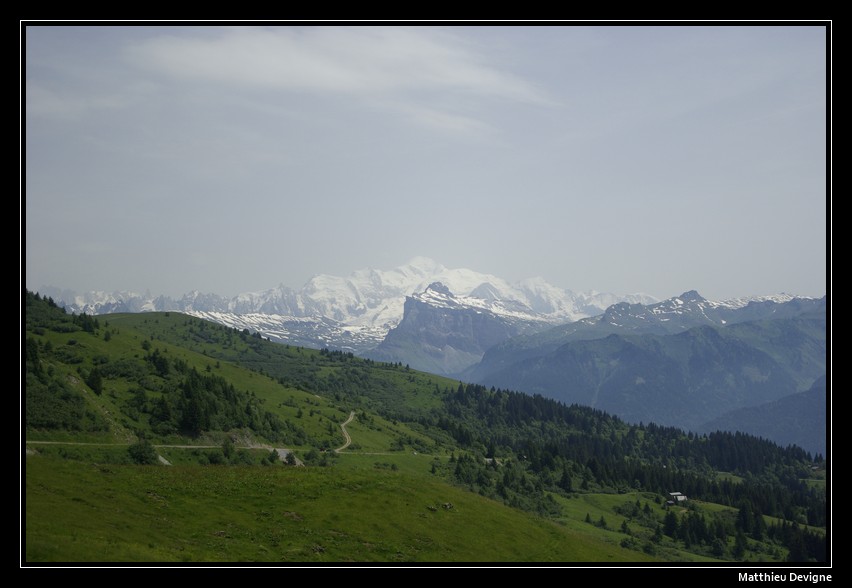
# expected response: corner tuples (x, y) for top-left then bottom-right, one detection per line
(467, 291), (825, 382)
(36, 258), (658, 353)
(698, 375), (827, 456)
(472, 308), (826, 436)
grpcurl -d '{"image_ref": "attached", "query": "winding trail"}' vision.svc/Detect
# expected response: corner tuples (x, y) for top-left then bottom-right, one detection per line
(335, 411), (356, 453)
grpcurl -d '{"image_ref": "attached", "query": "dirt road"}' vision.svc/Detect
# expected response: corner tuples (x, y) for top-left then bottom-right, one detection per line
(335, 411), (355, 453)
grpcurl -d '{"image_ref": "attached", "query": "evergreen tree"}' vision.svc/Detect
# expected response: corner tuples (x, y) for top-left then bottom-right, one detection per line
(733, 530), (748, 560)
(664, 509), (678, 537)
(736, 501), (753, 534)
(86, 367), (103, 396)
(26, 337), (42, 375)
(559, 467), (573, 492)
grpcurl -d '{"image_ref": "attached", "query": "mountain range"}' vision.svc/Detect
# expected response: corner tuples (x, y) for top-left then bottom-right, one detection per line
(467, 291), (822, 381)
(38, 257), (657, 355)
(37, 260), (826, 452)
(467, 294), (826, 452)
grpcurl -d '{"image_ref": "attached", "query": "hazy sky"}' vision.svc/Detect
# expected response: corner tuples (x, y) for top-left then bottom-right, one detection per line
(24, 25), (828, 301)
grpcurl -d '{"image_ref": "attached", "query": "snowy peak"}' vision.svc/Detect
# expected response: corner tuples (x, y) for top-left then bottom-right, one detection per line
(41, 257), (659, 342)
(597, 290), (824, 333)
(596, 292), (713, 328)
(402, 256), (446, 276)
(425, 282), (454, 297)
(715, 293), (804, 309)
(469, 282), (502, 302)
(412, 282), (462, 309)
(42, 258), (658, 354)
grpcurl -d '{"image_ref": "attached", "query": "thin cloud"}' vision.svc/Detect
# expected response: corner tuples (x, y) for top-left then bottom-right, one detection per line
(123, 27), (553, 134)
(127, 27), (549, 101)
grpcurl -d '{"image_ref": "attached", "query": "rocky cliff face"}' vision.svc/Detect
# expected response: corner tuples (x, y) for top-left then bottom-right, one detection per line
(368, 283), (550, 376)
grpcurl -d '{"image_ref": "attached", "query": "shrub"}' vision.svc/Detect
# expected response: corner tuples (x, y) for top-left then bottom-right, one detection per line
(128, 439), (158, 465)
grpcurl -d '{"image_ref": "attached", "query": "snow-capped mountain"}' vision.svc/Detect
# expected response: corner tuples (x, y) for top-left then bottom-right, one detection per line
(39, 258), (658, 353)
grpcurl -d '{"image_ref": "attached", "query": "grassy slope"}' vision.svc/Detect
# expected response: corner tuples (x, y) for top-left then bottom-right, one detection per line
(26, 311), (441, 454)
(25, 456), (657, 563)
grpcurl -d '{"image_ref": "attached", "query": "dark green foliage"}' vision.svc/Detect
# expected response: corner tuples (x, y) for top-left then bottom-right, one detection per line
(733, 530), (748, 560)
(127, 439), (158, 465)
(171, 367), (287, 440)
(25, 291), (71, 333)
(25, 303), (108, 432)
(768, 521), (825, 562)
(26, 337), (42, 375)
(85, 367), (103, 395)
(222, 437), (235, 460)
(301, 448), (320, 465)
(559, 467), (573, 493)
(99, 359), (148, 381)
(146, 348), (170, 376)
(431, 382), (821, 530)
(25, 373), (102, 431)
(73, 312), (100, 333)
(24, 292), (300, 444)
(664, 510), (678, 537)
(206, 449), (226, 465)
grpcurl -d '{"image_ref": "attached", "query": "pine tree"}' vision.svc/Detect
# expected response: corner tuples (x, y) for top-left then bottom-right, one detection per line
(733, 530), (748, 560)
(86, 367), (103, 396)
(559, 467), (573, 492)
(664, 509), (678, 537)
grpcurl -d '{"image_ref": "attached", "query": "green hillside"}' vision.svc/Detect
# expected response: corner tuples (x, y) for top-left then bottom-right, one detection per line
(23, 292), (827, 563)
(26, 456), (660, 563)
